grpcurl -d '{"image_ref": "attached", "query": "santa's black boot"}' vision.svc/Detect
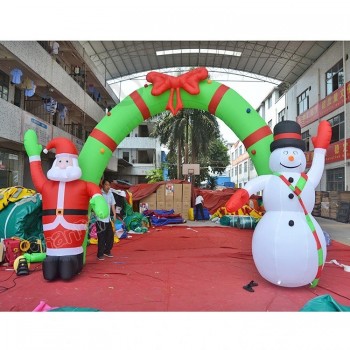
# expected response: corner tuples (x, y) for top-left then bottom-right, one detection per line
(43, 255), (60, 281)
(58, 255), (79, 281)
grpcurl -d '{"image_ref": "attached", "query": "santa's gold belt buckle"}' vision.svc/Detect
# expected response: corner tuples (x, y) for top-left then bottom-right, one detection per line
(56, 209), (64, 215)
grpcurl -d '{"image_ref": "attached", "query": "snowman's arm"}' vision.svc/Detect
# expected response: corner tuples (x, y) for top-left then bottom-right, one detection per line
(307, 148), (326, 189)
(243, 175), (271, 196)
(226, 175), (270, 212)
(307, 120), (332, 188)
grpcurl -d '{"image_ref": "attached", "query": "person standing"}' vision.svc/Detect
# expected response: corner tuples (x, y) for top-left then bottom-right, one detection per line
(195, 193), (205, 221)
(96, 179), (117, 260)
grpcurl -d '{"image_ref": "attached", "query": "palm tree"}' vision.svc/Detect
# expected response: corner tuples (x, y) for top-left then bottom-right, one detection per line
(151, 111), (187, 179)
(151, 108), (220, 179)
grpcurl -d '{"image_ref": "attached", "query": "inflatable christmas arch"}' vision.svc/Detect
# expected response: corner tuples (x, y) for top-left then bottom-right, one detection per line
(78, 67), (274, 184)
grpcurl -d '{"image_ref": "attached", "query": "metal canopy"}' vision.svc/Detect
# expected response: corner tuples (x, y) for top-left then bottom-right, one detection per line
(79, 41), (335, 86)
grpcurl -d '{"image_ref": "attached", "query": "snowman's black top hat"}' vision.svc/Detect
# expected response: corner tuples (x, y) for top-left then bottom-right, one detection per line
(270, 120), (306, 152)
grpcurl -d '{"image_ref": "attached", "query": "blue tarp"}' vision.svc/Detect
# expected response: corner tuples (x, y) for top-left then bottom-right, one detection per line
(143, 209), (184, 226)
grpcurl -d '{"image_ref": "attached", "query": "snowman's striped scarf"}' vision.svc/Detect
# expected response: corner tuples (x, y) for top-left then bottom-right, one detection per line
(273, 172), (324, 288)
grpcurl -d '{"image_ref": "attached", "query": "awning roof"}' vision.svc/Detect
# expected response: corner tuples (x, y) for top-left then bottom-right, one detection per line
(79, 41), (335, 86)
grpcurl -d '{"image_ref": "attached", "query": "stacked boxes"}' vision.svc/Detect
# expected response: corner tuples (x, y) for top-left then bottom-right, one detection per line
(165, 183), (174, 210)
(320, 192), (329, 218)
(329, 191), (339, 220)
(173, 184), (183, 215)
(138, 183), (192, 219)
(313, 191), (350, 221)
(156, 184), (165, 210)
(139, 192), (157, 213)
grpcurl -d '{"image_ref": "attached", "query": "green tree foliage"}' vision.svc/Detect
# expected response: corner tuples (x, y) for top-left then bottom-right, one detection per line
(207, 138), (230, 174)
(151, 109), (230, 188)
(195, 137), (230, 187)
(145, 168), (164, 183)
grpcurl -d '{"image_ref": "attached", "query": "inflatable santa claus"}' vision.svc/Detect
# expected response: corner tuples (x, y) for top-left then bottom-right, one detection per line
(24, 129), (109, 281)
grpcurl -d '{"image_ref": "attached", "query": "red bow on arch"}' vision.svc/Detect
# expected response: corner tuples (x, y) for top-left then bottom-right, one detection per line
(146, 67), (209, 115)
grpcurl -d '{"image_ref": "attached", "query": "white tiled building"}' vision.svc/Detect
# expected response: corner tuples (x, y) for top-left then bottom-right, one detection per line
(228, 42), (350, 192)
(0, 41), (162, 187)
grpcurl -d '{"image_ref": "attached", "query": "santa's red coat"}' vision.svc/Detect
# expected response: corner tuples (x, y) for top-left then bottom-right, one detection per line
(30, 159), (102, 254)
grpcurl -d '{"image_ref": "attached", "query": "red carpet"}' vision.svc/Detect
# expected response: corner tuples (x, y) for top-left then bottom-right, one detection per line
(1, 225), (350, 311)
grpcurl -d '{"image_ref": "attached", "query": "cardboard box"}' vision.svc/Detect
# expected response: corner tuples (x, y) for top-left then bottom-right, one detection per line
(142, 193), (156, 204)
(139, 202), (149, 213)
(156, 201), (166, 210)
(156, 185), (165, 203)
(182, 203), (191, 219)
(174, 184), (182, 202)
(139, 201), (157, 213)
(165, 183), (174, 197)
(183, 184), (192, 202)
(173, 201), (183, 215)
(165, 201), (174, 211)
(165, 183), (174, 208)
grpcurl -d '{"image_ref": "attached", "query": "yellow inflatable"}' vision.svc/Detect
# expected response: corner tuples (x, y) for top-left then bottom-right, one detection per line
(0, 186), (36, 211)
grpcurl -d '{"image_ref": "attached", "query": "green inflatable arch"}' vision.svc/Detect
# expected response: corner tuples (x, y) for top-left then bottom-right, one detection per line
(78, 71), (274, 185)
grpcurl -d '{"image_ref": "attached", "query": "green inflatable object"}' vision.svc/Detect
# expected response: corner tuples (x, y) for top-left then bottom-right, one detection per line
(300, 294), (350, 312)
(0, 193), (45, 245)
(78, 68), (273, 185)
(23, 252), (46, 263)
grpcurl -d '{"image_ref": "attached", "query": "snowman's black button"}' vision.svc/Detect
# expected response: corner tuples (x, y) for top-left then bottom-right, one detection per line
(288, 193), (294, 199)
(288, 220), (294, 226)
(288, 177), (294, 183)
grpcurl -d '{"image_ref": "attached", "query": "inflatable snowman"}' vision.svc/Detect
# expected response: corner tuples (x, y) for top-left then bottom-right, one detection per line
(226, 120), (332, 288)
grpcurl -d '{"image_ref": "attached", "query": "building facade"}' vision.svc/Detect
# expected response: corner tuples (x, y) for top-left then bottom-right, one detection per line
(228, 41), (350, 193)
(0, 41), (163, 188)
(114, 120), (162, 184)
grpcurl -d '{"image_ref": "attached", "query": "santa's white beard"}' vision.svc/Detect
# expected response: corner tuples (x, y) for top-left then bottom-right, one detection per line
(47, 165), (82, 182)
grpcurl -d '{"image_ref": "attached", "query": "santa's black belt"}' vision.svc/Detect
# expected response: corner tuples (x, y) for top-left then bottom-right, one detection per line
(42, 209), (89, 216)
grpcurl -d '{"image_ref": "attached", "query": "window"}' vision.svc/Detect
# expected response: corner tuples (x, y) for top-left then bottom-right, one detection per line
(267, 95), (272, 108)
(0, 70), (9, 101)
(301, 130), (310, 152)
(326, 59), (344, 96)
(259, 106), (265, 119)
(122, 152), (129, 162)
(137, 150), (152, 164)
(238, 164), (242, 174)
(234, 166), (237, 176)
(14, 87), (21, 107)
(239, 145), (242, 155)
(0, 148), (19, 187)
(268, 119), (272, 129)
(297, 89), (309, 115)
(327, 167), (344, 191)
(244, 161), (247, 173)
(278, 109), (285, 122)
(138, 125), (149, 137)
(278, 88), (285, 99)
(249, 159), (254, 172)
(235, 149), (238, 159)
(328, 112), (344, 143)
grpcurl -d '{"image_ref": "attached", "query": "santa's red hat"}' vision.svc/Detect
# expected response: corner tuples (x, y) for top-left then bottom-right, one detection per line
(43, 137), (78, 158)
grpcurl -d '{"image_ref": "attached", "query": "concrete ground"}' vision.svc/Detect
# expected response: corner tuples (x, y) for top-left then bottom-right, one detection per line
(172, 216), (350, 246)
(314, 216), (350, 246)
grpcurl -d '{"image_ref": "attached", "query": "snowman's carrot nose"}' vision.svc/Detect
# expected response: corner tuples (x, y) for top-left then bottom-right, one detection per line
(288, 155), (294, 161)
